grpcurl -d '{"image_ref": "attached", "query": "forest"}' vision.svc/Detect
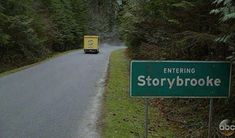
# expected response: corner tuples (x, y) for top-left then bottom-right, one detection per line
(0, 0), (235, 137)
(118, 0), (234, 137)
(0, 0), (118, 72)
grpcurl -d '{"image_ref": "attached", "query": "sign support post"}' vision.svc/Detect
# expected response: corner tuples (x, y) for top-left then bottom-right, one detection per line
(144, 98), (149, 138)
(208, 98), (213, 138)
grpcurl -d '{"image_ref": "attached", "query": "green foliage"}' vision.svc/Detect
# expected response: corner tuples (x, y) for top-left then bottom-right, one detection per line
(117, 1), (235, 137)
(172, 1), (194, 9)
(86, 0), (119, 40)
(0, 0), (47, 69)
(0, 0), (91, 72)
(0, 0), (118, 72)
(40, 0), (87, 51)
(71, 0), (89, 35)
(211, 0), (235, 43)
(103, 49), (175, 137)
(118, 0), (229, 60)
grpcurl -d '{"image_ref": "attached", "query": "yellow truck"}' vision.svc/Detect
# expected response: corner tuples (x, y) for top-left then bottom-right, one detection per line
(84, 35), (99, 54)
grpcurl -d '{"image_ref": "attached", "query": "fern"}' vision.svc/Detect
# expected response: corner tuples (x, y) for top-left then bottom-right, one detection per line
(211, 0), (235, 43)
(172, 1), (194, 9)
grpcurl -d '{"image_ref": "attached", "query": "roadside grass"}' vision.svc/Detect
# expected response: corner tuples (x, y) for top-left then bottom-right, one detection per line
(0, 49), (81, 77)
(102, 49), (175, 138)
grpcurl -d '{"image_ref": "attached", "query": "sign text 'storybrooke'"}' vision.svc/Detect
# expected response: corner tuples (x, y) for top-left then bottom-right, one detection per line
(130, 61), (231, 97)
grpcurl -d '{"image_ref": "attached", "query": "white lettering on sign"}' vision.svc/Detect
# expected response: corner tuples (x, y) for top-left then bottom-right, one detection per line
(137, 76), (146, 86)
(137, 75), (221, 89)
(168, 79), (175, 89)
(164, 68), (196, 74)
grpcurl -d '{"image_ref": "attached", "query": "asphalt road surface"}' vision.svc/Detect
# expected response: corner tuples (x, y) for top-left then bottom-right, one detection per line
(0, 44), (124, 138)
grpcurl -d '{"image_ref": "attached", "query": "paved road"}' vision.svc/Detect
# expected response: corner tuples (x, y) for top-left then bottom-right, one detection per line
(0, 44), (124, 138)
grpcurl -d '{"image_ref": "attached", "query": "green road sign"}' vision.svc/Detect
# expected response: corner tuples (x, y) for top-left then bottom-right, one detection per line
(130, 61), (232, 98)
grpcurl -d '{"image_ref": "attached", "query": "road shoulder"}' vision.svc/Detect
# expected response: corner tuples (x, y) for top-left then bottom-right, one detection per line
(101, 49), (175, 137)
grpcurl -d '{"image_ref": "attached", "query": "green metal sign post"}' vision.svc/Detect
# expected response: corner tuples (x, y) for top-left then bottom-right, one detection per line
(130, 61), (232, 138)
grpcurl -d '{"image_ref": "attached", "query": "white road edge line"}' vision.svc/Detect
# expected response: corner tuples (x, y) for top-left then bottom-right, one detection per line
(77, 55), (110, 138)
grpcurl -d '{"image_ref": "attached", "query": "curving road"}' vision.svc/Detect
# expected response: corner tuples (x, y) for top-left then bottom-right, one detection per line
(0, 44), (124, 138)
